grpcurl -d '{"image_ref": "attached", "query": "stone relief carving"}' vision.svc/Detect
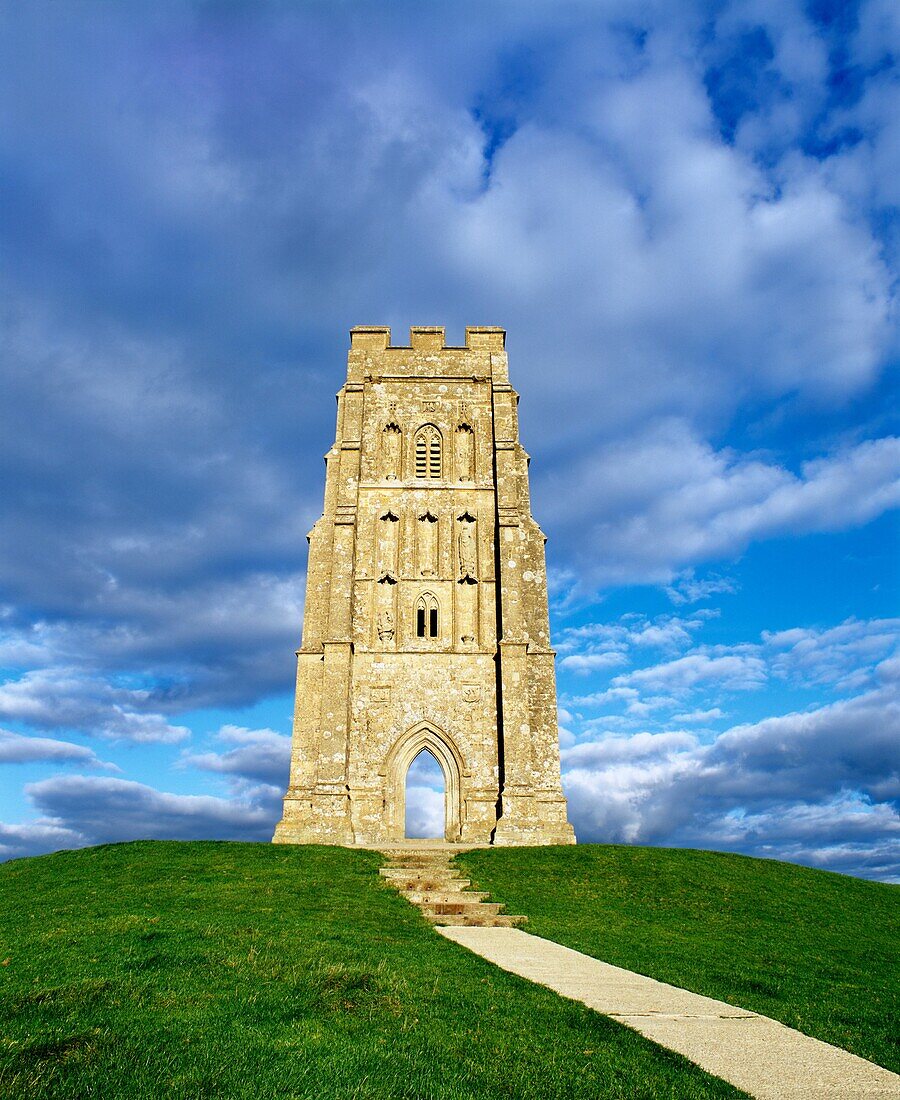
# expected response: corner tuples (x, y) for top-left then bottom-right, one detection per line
(376, 609), (394, 642)
(455, 423), (475, 481)
(457, 513), (477, 581)
(417, 510), (438, 576)
(381, 423), (401, 480)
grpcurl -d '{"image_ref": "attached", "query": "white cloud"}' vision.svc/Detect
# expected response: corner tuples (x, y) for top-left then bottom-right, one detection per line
(180, 724), (291, 787)
(670, 707), (726, 724)
(404, 749), (446, 838)
(22, 775), (277, 848)
(559, 651), (629, 674)
(614, 652), (768, 694)
(0, 820), (83, 862)
(562, 675), (900, 880)
(405, 786), (445, 840)
(541, 425), (900, 587)
(764, 617), (900, 691)
(0, 669), (190, 744)
(0, 729), (117, 769)
(666, 572), (738, 605)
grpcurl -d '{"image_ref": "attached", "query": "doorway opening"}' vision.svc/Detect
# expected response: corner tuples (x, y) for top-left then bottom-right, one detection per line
(404, 748), (445, 839)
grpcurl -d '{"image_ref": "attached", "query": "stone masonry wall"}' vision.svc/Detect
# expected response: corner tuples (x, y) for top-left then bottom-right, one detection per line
(273, 326), (575, 846)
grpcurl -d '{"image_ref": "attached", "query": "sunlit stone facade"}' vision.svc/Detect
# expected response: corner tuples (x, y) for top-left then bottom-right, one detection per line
(273, 326), (574, 846)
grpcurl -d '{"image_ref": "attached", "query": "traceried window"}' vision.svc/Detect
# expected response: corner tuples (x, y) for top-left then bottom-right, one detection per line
(414, 424), (442, 479)
(415, 593), (439, 639)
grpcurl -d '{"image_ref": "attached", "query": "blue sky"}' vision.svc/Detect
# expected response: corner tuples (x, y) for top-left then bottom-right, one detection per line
(1, 0), (898, 879)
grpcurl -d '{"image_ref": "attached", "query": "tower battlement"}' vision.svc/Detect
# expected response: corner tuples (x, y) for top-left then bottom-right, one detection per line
(350, 325), (506, 352)
(347, 325), (510, 384)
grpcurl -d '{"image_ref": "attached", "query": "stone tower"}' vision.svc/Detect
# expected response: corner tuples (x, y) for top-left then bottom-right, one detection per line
(273, 326), (575, 847)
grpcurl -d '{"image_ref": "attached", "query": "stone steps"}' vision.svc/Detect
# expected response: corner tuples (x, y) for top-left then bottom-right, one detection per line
(402, 889), (490, 905)
(379, 848), (527, 928)
(380, 868), (473, 888)
(425, 912), (525, 928)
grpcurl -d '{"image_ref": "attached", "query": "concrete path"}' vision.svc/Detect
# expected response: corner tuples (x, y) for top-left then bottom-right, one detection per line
(438, 926), (900, 1100)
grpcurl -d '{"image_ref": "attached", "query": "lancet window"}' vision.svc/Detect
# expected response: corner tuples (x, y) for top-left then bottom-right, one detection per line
(415, 593), (439, 639)
(414, 425), (442, 479)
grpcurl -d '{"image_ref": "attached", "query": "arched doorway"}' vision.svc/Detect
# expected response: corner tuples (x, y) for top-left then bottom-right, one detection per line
(404, 748), (445, 839)
(382, 721), (464, 841)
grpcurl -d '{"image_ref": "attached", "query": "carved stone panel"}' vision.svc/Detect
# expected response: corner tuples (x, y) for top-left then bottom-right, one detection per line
(457, 512), (477, 581)
(417, 510), (438, 576)
(381, 424), (401, 480)
(458, 579), (477, 644)
(455, 423), (475, 481)
(377, 509), (399, 582)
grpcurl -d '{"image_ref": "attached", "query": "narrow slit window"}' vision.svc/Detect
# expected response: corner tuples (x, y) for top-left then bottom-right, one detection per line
(429, 607), (438, 637)
(416, 606), (426, 637)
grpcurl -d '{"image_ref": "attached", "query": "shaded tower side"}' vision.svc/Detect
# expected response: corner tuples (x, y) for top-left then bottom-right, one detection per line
(489, 355), (574, 844)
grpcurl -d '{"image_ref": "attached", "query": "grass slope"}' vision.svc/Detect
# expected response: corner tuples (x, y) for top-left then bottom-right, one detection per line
(0, 841), (744, 1100)
(460, 844), (900, 1074)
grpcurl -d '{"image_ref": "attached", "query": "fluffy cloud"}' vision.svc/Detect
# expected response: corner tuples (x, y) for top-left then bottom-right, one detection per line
(562, 672), (900, 880)
(541, 424), (900, 587)
(0, 3), (896, 687)
(0, 729), (116, 768)
(557, 613), (715, 679)
(404, 749), (447, 839)
(23, 775), (276, 850)
(764, 617), (900, 691)
(0, 3), (897, 876)
(180, 725), (291, 788)
(559, 651), (630, 675)
(666, 572), (738, 606)
(0, 820), (83, 863)
(0, 669), (190, 743)
(614, 653), (768, 694)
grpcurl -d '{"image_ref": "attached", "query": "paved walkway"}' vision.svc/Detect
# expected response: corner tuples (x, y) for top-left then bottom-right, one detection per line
(439, 926), (900, 1100)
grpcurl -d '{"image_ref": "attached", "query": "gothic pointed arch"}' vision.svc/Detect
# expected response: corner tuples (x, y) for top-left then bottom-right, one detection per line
(381, 720), (465, 841)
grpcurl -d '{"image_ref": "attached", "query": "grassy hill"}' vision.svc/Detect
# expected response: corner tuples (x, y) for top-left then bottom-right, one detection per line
(460, 845), (900, 1075)
(0, 842), (895, 1099)
(0, 842), (744, 1100)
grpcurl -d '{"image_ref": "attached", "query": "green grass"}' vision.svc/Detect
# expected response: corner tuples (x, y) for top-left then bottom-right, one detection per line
(459, 844), (900, 1074)
(0, 841), (745, 1100)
